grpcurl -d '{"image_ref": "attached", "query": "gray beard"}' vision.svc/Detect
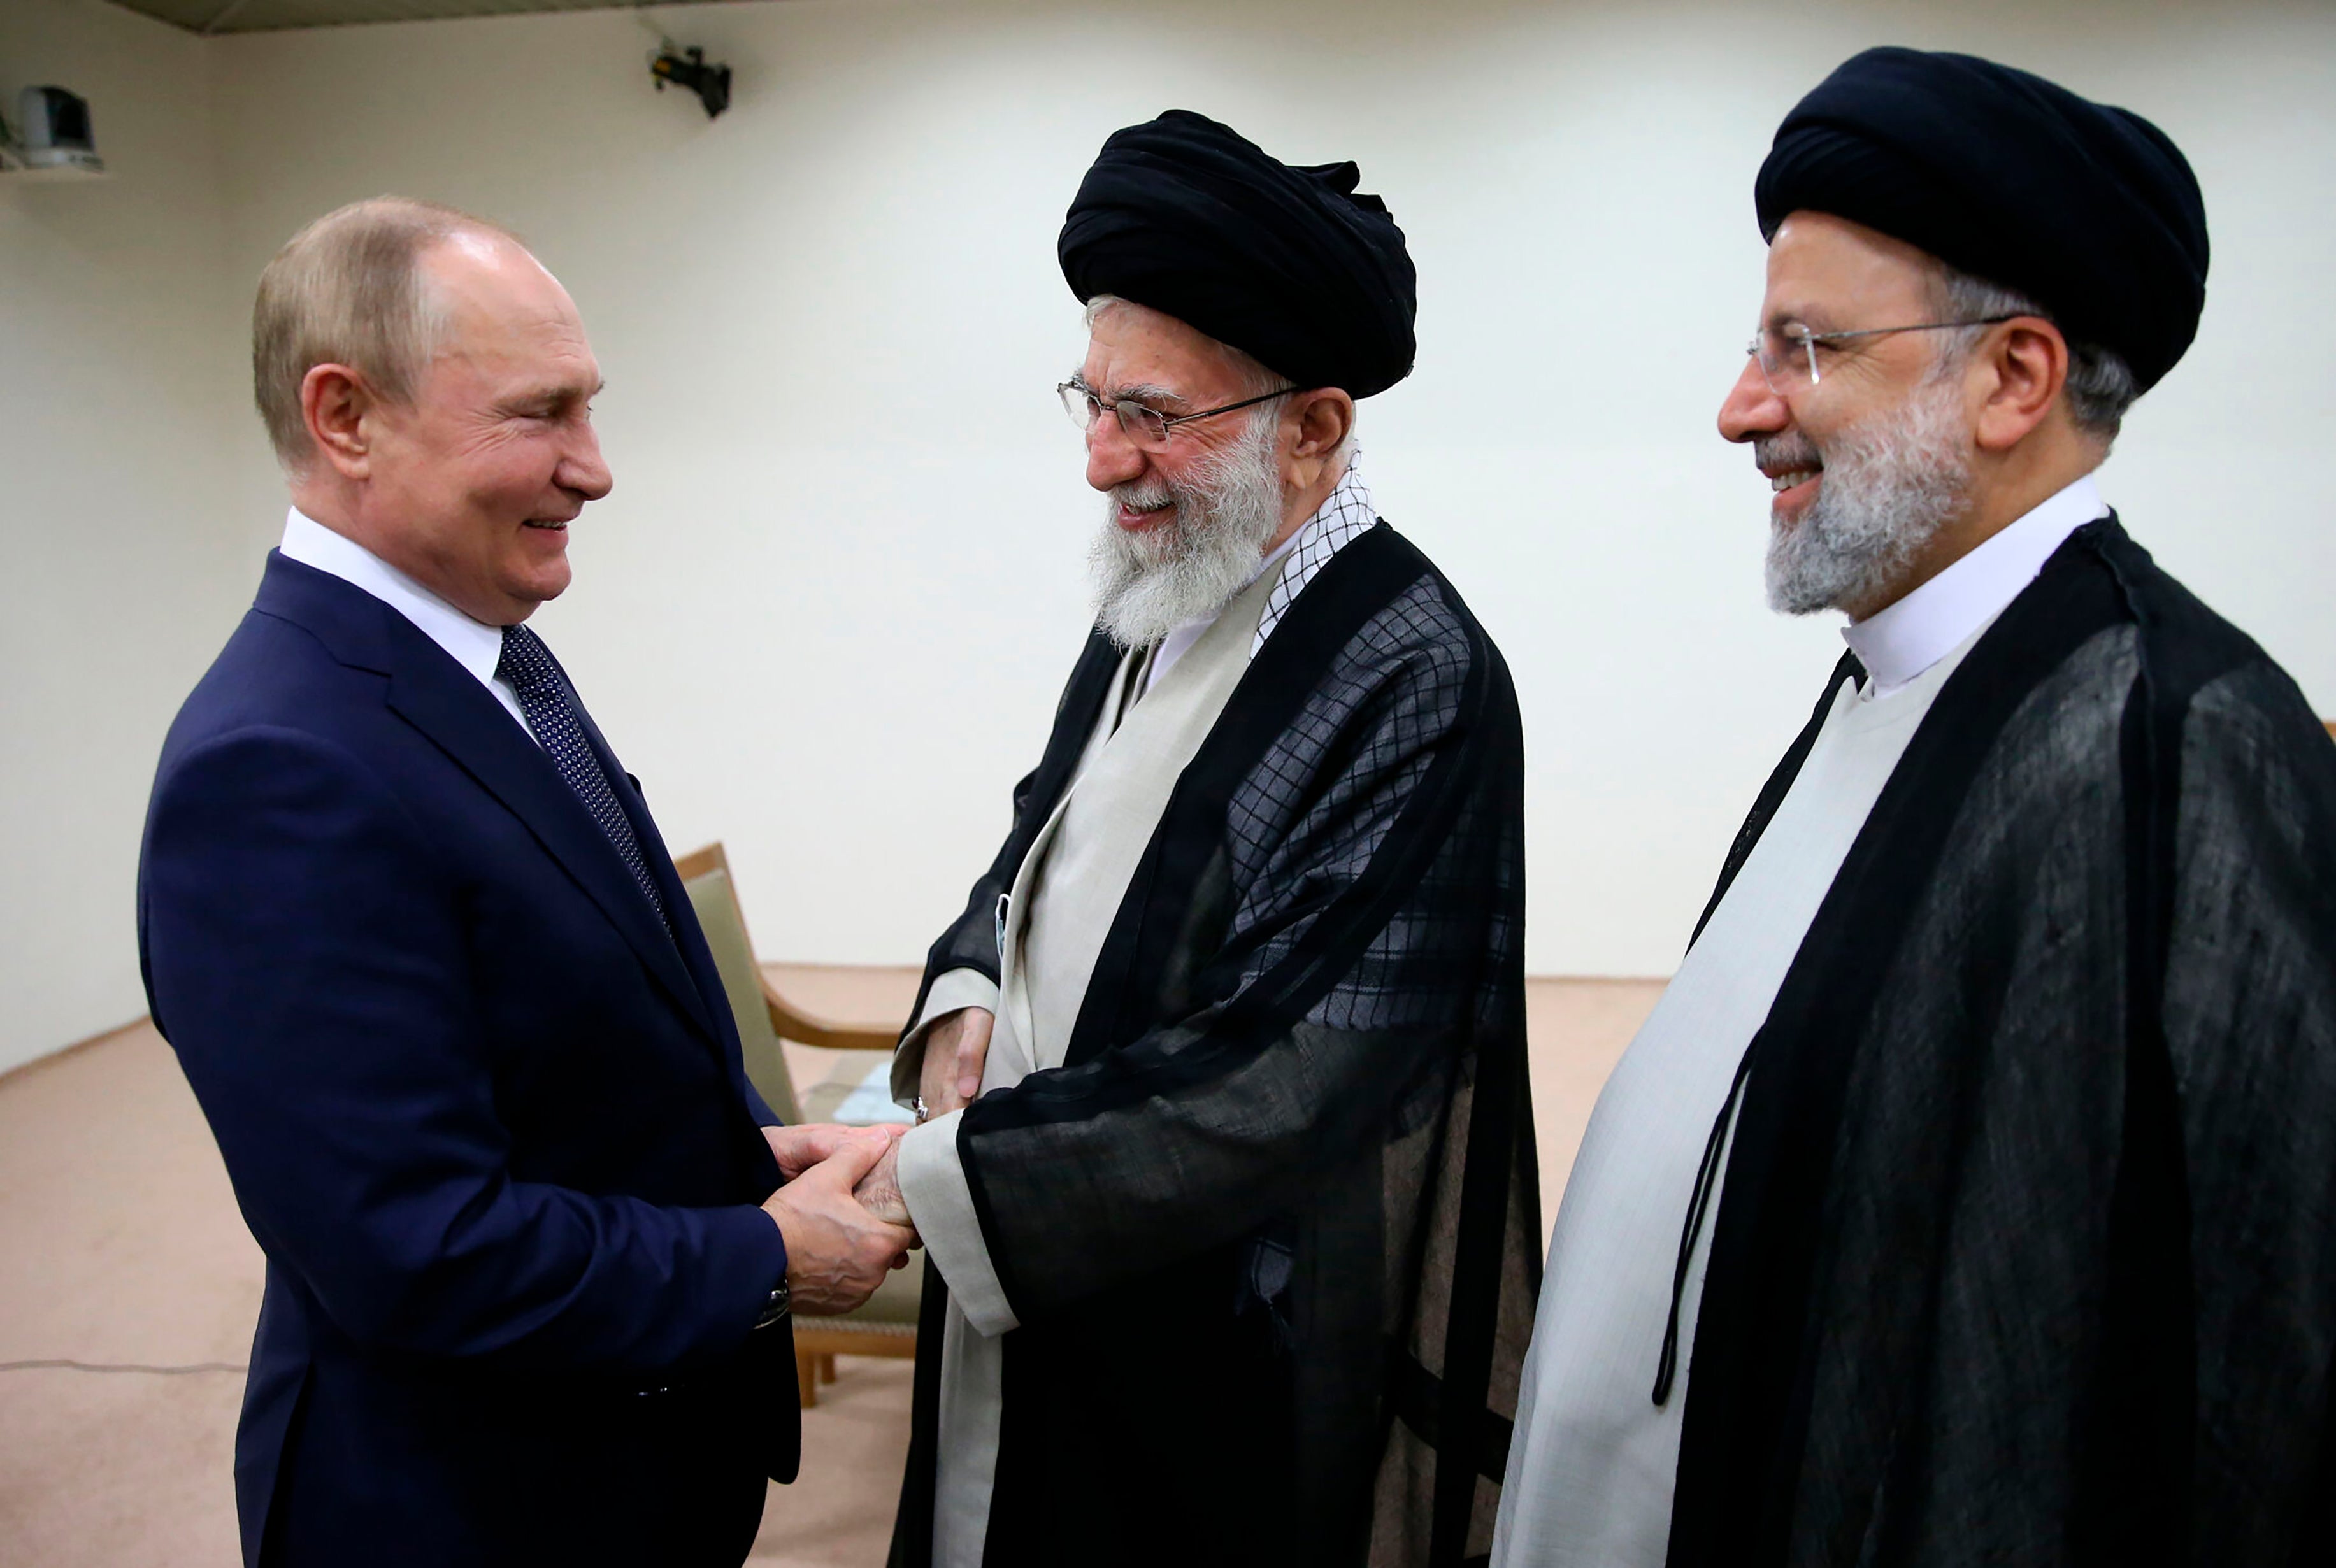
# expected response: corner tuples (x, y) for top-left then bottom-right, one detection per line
(1762, 374), (1972, 617)
(1089, 414), (1283, 650)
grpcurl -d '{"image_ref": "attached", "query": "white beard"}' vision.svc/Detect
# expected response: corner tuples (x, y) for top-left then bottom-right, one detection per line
(1761, 373), (1972, 617)
(1088, 413), (1284, 650)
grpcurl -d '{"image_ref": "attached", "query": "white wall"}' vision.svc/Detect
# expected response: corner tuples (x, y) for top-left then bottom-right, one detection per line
(0, 0), (251, 1073)
(6, 0), (2332, 1066)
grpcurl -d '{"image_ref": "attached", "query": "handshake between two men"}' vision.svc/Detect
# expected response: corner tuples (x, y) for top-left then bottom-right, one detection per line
(803, 1004), (995, 1262)
(758, 1003), (1000, 1313)
(759, 1119), (917, 1314)
(765, 1000), (994, 1316)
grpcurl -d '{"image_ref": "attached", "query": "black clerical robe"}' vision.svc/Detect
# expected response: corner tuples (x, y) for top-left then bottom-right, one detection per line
(1667, 518), (2336, 1566)
(890, 524), (1539, 1568)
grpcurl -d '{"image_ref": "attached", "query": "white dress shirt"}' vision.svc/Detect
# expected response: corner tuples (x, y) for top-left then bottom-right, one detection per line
(1491, 472), (2111, 1567)
(278, 507), (540, 745)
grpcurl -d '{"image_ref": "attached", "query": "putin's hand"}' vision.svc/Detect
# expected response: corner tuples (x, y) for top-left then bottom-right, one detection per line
(762, 1127), (915, 1314)
(763, 1121), (895, 1182)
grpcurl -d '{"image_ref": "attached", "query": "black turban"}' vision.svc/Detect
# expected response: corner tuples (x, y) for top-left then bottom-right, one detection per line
(1059, 110), (1417, 399)
(1756, 47), (2209, 392)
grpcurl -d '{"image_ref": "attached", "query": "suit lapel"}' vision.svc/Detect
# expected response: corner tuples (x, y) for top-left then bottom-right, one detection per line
(255, 554), (720, 1046)
(566, 691), (739, 1062)
(387, 657), (720, 1044)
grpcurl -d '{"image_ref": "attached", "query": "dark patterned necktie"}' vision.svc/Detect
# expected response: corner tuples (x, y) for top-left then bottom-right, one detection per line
(496, 624), (669, 929)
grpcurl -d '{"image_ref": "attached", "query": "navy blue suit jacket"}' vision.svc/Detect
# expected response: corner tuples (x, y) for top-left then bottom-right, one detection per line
(138, 553), (797, 1567)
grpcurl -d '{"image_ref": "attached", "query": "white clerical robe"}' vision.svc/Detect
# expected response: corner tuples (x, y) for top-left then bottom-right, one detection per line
(1490, 476), (2110, 1565)
(896, 553), (1289, 1568)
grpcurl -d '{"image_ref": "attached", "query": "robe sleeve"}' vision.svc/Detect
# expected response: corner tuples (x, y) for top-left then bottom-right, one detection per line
(940, 620), (1509, 1325)
(897, 1108), (1017, 1332)
(888, 969), (1001, 1109)
(891, 637), (1128, 1109)
(889, 769), (1033, 1108)
(2160, 666), (2336, 1553)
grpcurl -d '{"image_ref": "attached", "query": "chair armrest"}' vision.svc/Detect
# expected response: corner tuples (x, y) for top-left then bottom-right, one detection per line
(759, 973), (901, 1053)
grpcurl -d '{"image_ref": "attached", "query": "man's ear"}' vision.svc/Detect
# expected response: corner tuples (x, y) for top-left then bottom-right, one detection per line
(301, 363), (376, 480)
(1289, 388), (1356, 467)
(1972, 318), (2069, 453)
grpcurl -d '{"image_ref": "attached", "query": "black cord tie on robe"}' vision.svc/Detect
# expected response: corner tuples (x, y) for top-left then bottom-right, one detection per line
(1653, 1044), (1759, 1406)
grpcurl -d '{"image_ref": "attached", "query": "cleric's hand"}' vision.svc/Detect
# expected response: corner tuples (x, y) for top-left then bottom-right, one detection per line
(763, 1121), (900, 1182)
(761, 1128), (917, 1314)
(917, 1006), (995, 1120)
(853, 1136), (914, 1239)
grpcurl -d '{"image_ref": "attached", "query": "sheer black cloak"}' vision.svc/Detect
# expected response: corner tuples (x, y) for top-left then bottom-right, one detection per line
(1666, 518), (2336, 1567)
(888, 525), (1539, 1568)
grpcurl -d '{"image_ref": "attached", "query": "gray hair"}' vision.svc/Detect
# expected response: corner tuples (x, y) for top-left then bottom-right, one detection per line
(252, 196), (519, 469)
(1928, 264), (2140, 445)
(1081, 294), (1357, 466)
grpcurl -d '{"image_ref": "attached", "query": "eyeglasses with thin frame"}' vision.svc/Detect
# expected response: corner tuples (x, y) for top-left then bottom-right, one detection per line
(1057, 380), (1295, 449)
(1747, 314), (2024, 394)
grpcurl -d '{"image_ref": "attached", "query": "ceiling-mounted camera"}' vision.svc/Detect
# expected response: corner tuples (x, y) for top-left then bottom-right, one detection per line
(651, 46), (731, 120)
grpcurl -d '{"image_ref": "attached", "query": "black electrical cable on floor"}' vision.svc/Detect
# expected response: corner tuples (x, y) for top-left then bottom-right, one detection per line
(0, 1359), (245, 1375)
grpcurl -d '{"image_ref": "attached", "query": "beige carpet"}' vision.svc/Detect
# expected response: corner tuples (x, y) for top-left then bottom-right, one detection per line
(0, 966), (1659, 1566)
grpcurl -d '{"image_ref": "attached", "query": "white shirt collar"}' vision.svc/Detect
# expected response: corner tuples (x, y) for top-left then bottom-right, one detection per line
(1843, 473), (2109, 697)
(278, 506), (509, 690)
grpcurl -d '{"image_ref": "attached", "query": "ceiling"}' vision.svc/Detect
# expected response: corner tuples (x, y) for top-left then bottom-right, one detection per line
(110, 0), (701, 36)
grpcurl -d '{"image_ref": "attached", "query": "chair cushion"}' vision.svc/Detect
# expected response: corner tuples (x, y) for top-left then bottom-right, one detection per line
(681, 867), (803, 1123)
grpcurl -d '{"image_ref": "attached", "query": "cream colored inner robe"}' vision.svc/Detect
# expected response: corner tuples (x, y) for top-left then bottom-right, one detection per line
(894, 556), (1287, 1568)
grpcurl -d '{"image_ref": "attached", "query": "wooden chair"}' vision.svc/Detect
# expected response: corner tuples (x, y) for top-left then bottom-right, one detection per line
(673, 841), (903, 1060)
(675, 842), (921, 1406)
